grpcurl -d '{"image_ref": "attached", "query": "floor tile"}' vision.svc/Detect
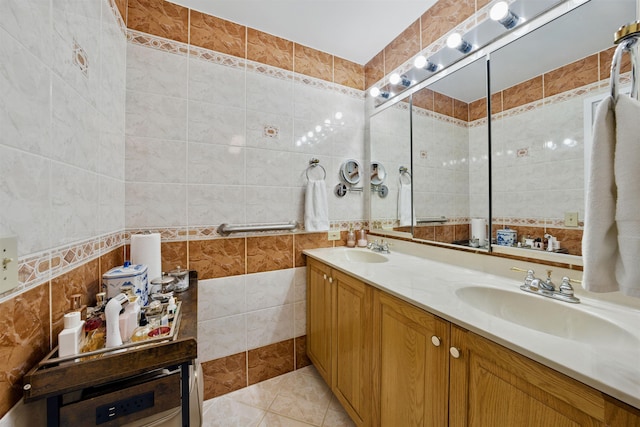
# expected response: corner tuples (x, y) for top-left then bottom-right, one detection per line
(226, 374), (284, 410)
(202, 395), (266, 427)
(258, 412), (314, 426)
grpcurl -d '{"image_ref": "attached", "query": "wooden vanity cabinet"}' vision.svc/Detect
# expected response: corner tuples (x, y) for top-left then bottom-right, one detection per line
(307, 258), (333, 385)
(372, 290), (450, 427)
(306, 258), (373, 426)
(307, 257), (640, 427)
(449, 325), (606, 427)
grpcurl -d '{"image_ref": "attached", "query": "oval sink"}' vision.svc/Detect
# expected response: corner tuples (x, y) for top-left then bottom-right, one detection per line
(455, 286), (637, 347)
(341, 250), (388, 263)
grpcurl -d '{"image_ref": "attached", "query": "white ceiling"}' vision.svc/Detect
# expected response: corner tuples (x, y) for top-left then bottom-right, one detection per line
(170, 0), (438, 65)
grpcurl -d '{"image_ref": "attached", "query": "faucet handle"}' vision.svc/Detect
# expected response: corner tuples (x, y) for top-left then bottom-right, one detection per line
(559, 277), (574, 296)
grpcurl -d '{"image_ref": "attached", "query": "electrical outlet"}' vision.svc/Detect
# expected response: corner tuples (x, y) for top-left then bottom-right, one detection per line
(564, 212), (579, 227)
(0, 236), (18, 293)
(328, 231), (341, 241)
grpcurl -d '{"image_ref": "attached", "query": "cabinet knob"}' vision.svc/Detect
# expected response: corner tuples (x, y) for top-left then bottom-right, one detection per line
(449, 347), (461, 359)
(431, 336), (441, 347)
(328, 277), (333, 284)
(323, 274), (327, 280)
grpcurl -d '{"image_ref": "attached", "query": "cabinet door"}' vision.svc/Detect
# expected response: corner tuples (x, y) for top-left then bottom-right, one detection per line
(306, 258), (333, 385)
(449, 325), (605, 427)
(332, 270), (372, 426)
(373, 290), (450, 427)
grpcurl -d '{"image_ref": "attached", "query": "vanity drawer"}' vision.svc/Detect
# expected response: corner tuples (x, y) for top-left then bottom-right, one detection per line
(59, 372), (181, 426)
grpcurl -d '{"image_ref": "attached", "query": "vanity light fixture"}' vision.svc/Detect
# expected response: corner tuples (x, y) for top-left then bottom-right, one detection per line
(446, 32), (473, 54)
(369, 87), (390, 99)
(389, 73), (411, 88)
(414, 55), (440, 72)
(490, 1), (520, 29)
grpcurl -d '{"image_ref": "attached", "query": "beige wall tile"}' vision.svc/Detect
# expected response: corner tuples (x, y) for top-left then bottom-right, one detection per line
(247, 28), (294, 71)
(384, 19), (421, 73)
(248, 339), (295, 386)
(246, 235), (294, 274)
(544, 54), (598, 98)
(201, 352), (247, 400)
(503, 76), (543, 111)
(127, 0), (189, 44)
(365, 51), (385, 89)
(294, 44), (333, 81)
(334, 56), (365, 90)
(421, 0), (475, 47)
(189, 238), (245, 280)
(190, 11), (246, 58)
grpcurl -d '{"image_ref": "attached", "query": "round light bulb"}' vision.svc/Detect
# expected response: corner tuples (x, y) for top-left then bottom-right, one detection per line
(369, 87), (380, 97)
(414, 55), (427, 69)
(389, 73), (401, 85)
(490, 1), (509, 21)
(335, 112), (343, 120)
(447, 33), (463, 49)
(315, 125), (322, 132)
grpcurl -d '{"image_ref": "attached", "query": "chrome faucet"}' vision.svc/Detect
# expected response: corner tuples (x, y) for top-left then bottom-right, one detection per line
(511, 267), (580, 303)
(368, 239), (390, 254)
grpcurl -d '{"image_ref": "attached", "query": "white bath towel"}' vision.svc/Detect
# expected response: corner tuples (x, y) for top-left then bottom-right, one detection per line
(397, 183), (413, 227)
(304, 180), (329, 231)
(582, 96), (618, 293)
(613, 95), (640, 297)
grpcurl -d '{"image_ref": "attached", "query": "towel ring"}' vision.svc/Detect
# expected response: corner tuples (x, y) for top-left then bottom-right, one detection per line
(398, 166), (412, 185)
(610, 36), (638, 101)
(306, 158), (326, 180)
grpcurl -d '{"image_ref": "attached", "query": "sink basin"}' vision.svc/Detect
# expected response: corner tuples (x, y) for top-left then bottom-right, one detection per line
(340, 250), (388, 263)
(455, 286), (637, 347)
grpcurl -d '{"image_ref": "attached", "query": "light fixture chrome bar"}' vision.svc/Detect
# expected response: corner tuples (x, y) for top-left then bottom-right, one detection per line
(217, 221), (298, 236)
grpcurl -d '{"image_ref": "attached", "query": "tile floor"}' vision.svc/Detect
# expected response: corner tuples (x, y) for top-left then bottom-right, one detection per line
(201, 365), (356, 427)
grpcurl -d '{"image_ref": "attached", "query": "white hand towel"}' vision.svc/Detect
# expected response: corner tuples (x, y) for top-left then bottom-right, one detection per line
(397, 183), (413, 227)
(613, 95), (640, 297)
(304, 180), (329, 232)
(583, 96), (618, 293)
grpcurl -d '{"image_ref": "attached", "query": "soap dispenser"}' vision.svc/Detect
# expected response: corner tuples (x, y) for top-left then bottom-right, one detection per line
(347, 225), (356, 247)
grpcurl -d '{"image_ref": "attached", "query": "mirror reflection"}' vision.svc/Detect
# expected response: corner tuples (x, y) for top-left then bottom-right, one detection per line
(410, 57), (490, 249)
(371, 162), (386, 185)
(369, 101), (412, 234)
(340, 159), (362, 185)
(490, 0), (635, 257)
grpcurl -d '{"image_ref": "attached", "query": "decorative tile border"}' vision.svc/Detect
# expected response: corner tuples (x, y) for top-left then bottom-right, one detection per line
(127, 30), (364, 99)
(493, 217), (584, 229)
(1, 231), (125, 302)
(412, 105), (468, 128)
(106, 0), (127, 36)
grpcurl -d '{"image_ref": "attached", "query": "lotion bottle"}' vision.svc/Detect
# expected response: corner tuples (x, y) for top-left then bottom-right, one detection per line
(347, 225), (356, 247)
(58, 311), (85, 357)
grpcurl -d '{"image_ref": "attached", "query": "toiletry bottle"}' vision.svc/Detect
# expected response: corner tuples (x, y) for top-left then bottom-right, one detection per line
(167, 296), (177, 320)
(347, 225), (356, 247)
(357, 229), (368, 247)
(59, 311), (85, 357)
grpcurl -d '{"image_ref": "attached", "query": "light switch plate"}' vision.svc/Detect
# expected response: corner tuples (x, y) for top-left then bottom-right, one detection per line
(1, 236), (18, 293)
(564, 212), (579, 227)
(328, 231), (341, 241)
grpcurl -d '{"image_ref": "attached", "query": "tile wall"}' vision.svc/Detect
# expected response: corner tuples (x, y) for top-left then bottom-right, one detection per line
(0, 0), (127, 421)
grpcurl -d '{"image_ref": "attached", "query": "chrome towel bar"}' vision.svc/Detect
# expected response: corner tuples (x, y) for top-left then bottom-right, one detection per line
(217, 221), (298, 236)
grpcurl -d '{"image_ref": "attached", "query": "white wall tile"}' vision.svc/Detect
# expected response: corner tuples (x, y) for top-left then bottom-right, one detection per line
(51, 75), (100, 172)
(125, 136), (187, 183)
(99, 175), (125, 235)
(125, 90), (187, 141)
(293, 267), (306, 303)
(245, 269), (296, 311)
(0, 0), (52, 66)
(294, 300), (306, 338)
(188, 58), (245, 108)
(198, 276), (246, 321)
(50, 164), (99, 247)
(126, 43), (187, 98)
(198, 314), (247, 361)
(0, 146), (51, 256)
(0, 28), (51, 157)
(245, 149), (293, 187)
(125, 182), (187, 228)
(245, 187), (298, 224)
(245, 110), (294, 151)
(246, 73), (293, 116)
(188, 101), (246, 146)
(187, 142), (245, 186)
(187, 184), (246, 226)
(246, 305), (294, 350)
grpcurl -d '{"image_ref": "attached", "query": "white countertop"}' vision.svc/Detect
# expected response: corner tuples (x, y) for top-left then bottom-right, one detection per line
(303, 246), (640, 410)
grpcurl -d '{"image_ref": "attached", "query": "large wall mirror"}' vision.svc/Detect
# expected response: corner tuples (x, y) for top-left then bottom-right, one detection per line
(411, 57), (489, 249)
(369, 99), (412, 237)
(368, 0), (636, 264)
(490, 0), (635, 260)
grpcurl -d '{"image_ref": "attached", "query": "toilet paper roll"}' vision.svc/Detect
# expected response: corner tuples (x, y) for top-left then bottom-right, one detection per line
(63, 311), (81, 329)
(471, 218), (487, 246)
(131, 233), (162, 282)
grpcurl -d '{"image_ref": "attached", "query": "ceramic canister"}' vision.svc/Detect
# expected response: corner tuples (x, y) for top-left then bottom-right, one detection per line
(496, 228), (517, 246)
(102, 262), (149, 306)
